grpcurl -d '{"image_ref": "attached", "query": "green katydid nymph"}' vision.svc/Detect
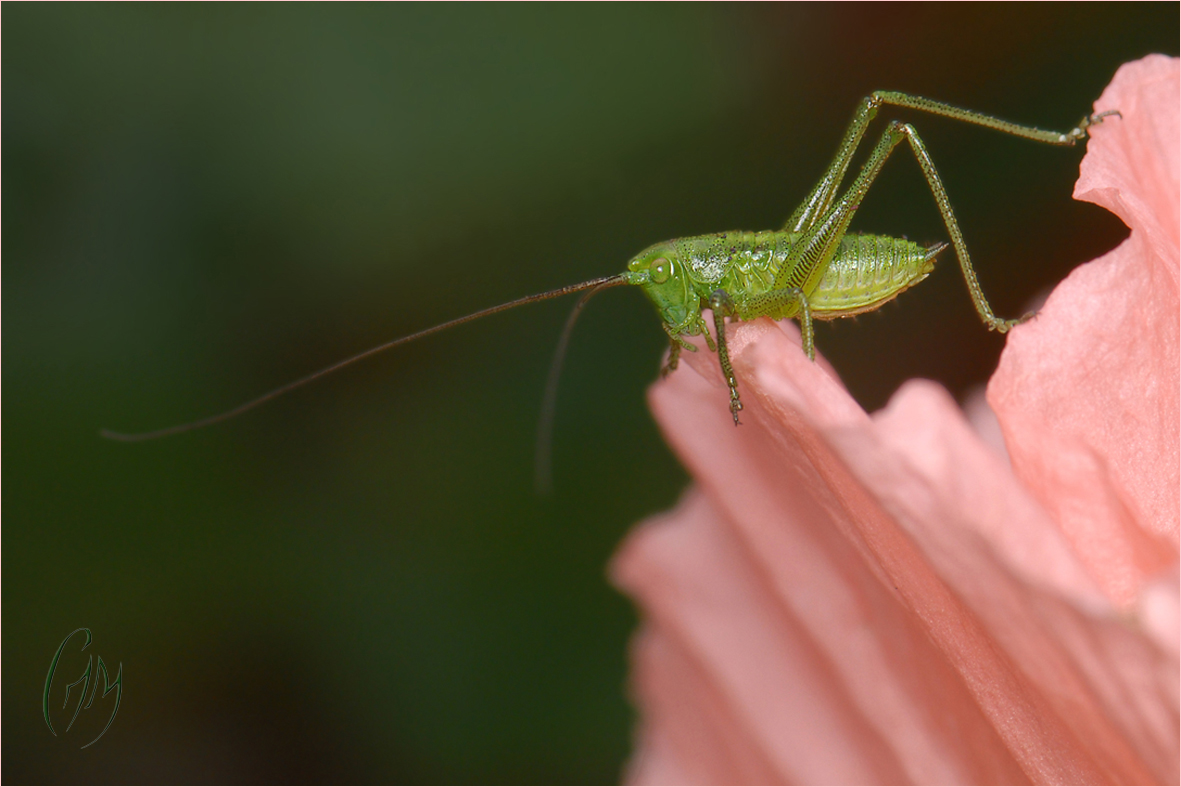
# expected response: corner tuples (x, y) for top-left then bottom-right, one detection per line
(102, 91), (1117, 451)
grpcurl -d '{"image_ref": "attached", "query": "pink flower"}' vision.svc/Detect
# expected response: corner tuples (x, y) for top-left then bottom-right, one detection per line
(611, 55), (1179, 785)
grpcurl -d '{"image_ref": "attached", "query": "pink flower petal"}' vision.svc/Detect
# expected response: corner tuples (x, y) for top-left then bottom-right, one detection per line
(989, 55), (1180, 607)
(613, 56), (1179, 785)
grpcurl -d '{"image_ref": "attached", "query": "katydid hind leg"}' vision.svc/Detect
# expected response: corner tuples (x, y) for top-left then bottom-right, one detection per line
(777, 117), (1024, 345)
(894, 122), (1028, 331)
(753, 122), (911, 356)
(785, 97), (879, 233)
(786, 89), (1113, 236)
(871, 91), (1114, 147)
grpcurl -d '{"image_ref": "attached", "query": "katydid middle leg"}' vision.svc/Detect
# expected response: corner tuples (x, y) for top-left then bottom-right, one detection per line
(708, 289), (744, 424)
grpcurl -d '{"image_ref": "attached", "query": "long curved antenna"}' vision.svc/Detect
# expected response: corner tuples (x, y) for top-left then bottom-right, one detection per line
(101, 274), (627, 442)
(533, 277), (625, 495)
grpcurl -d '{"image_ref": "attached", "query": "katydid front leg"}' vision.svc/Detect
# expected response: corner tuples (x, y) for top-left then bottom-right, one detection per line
(661, 338), (683, 378)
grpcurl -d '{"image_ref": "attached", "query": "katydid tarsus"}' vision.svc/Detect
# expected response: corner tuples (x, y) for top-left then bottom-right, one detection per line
(102, 91), (1117, 458)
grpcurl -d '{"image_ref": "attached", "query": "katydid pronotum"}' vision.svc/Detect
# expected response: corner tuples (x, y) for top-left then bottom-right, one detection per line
(102, 91), (1117, 456)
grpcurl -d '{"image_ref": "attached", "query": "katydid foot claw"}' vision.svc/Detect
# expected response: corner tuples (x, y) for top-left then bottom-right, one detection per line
(729, 397), (743, 426)
(1069, 109), (1122, 141)
(991, 311), (1036, 333)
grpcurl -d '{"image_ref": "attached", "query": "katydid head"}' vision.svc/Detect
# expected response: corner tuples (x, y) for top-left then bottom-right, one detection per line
(624, 241), (698, 335)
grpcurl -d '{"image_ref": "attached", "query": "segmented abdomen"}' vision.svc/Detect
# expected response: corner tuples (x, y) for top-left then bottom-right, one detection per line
(809, 233), (940, 317)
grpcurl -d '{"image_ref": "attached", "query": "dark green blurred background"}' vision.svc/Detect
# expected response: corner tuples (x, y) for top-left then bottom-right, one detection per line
(5, 4), (1176, 783)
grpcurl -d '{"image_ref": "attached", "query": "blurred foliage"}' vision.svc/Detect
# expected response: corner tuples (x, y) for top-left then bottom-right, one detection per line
(5, 4), (1176, 783)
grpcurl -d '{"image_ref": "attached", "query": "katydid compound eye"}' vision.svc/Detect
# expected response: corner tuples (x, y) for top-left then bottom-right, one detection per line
(650, 257), (672, 283)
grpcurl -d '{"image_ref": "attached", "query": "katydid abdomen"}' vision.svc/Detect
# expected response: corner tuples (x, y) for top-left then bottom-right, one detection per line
(809, 234), (945, 318)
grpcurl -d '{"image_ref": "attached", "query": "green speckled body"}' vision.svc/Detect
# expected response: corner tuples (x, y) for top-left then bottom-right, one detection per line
(625, 230), (943, 342)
